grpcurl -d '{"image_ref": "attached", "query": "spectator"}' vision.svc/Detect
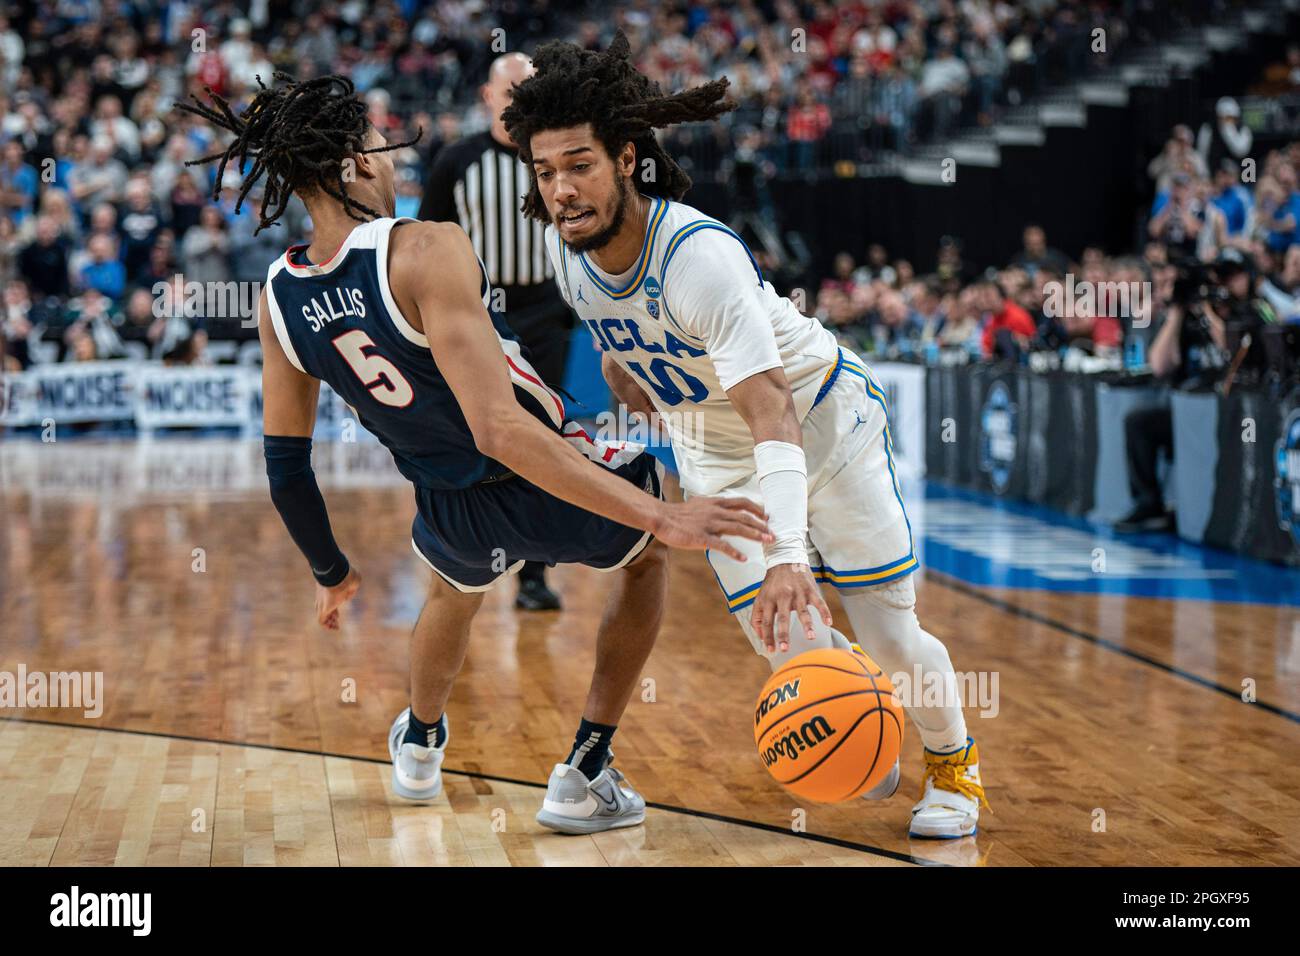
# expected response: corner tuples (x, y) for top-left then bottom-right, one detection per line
(1147, 125), (1207, 194)
(1257, 160), (1300, 253)
(1259, 243), (1300, 323)
(118, 176), (163, 281)
(180, 204), (231, 286)
(918, 45), (969, 141)
(23, 188), (82, 246)
(977, 280), (1037, 359)
(869, 60), (917, 153)
(78, 233), (127, 300)
(67, 137), (129, 215)
(821, 251), (859, 296)
(1011, 225), (1071, 278)
(0, 139), (39, 225)
(66, 326), (100, 363)
(1210, 159), (1253, 241)
(786, 83), (831, 171)
(1117, 270), (1225, 533)
(855, 243), (896, 285)
(169, 171), (206, 239)
(1149, 173), (1211, 260)
(1, 278), (53, 369)
(0, 212), (18, 285)
(1197, 97), (1253, 172)
(906, 281), (947, 344)
(963, 19), (1007, 125)
(118, 287), (166, 356)
(90, 94), (141, 161)
(18, 215), (70, 299)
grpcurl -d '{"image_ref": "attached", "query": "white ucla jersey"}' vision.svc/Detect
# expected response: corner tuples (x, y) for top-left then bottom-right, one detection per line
(545, 196), (839, 494)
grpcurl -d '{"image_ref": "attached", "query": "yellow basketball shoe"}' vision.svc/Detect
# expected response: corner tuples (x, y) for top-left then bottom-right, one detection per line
(909, 737), (988, 839)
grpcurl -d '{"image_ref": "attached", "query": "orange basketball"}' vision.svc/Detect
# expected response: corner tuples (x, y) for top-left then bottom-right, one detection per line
(753, 647), (903, 803)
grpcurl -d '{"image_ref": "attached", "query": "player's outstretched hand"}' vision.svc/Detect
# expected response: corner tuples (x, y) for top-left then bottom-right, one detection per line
(316, 566), (362, 630)
(751, 563), (833, 654)
(655, 495), (772, 560)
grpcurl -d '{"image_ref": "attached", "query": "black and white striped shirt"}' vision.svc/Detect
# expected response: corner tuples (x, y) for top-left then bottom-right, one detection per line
(418, 131), (555, 307)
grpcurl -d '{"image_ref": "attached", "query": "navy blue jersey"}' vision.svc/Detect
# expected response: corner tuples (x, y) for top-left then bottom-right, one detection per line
(265, 218), (567, 490)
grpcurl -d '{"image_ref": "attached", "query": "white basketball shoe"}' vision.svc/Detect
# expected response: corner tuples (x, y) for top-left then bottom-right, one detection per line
(388, 707), (448, 802)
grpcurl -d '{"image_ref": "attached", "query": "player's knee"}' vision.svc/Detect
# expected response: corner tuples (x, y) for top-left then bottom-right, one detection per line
(864, 575), (917, 612)
(426, 572), (486, 613)
(626, 538), (669, 581)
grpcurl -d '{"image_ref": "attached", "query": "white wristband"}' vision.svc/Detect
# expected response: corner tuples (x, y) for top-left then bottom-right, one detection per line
(754, 440), (809, 569)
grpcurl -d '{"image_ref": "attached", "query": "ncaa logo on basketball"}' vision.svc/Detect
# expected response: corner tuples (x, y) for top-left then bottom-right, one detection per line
(755, 678), (800, 725)
(1275, 408), (1300, 551)
(644, 276), (661, 298)
(979, 380), (1018, 495)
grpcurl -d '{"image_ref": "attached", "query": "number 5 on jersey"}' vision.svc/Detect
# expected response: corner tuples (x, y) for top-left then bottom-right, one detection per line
(332, 329), (415, 408)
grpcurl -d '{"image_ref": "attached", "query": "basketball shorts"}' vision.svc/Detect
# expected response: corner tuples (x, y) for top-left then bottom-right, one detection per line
(702, 348), (917, 613)
(411, 427), (664, 592)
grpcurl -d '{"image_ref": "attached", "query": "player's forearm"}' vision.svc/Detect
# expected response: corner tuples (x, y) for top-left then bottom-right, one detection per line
(479, 414), (666, 535)
(735, 379), (804, 448)
(730, 373), (808, 567)
(264, 435), (350, 586)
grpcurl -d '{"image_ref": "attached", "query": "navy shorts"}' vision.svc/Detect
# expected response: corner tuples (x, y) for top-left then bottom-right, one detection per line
(410, 444), (664, 592)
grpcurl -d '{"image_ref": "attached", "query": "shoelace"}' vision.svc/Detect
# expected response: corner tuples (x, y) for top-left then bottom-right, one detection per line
(921, 761), (990, 810)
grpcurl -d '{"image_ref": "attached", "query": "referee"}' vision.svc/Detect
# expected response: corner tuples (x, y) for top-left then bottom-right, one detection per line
(419, 52), (572, 612)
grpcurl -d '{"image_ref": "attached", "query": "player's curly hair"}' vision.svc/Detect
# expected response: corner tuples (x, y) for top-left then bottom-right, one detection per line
(501, 30), (735, 222)
(175, 72), (420, 234)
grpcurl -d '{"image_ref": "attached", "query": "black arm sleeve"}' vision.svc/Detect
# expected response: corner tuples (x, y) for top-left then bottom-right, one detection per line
(264, 434), (350, 587)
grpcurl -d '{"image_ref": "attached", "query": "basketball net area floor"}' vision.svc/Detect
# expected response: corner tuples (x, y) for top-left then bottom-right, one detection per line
(1, 438), (1297, 868)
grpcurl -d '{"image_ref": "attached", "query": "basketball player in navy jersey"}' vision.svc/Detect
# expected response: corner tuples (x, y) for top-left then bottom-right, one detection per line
(177, 74), (770, 834)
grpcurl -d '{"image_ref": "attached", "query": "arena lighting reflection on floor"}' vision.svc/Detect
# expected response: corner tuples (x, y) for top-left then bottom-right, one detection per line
(3, 435), (1296, 606)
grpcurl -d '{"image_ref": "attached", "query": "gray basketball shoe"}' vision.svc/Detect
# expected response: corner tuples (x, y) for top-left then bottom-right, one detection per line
(388, 707), (448, 801)
(535, 756), (647, 834)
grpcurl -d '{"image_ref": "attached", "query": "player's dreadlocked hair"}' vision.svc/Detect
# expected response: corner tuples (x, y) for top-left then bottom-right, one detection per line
(175, 73), (420, 234)
(501, 30), (734, 222)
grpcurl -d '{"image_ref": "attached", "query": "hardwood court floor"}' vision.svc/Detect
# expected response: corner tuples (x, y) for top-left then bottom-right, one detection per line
(1, 439), (1297, 867)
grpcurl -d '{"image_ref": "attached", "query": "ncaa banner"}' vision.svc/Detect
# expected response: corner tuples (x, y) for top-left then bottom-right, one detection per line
(0, 361), (136, 426)
(869, 361), (926, 478)
(136, 366), (253, 429)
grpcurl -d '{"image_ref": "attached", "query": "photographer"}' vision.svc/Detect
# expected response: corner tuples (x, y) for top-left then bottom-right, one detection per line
(1115, 254), (1273, 532)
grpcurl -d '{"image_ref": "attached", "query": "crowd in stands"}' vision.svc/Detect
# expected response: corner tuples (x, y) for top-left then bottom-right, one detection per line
(815, 127), (1300, 366)
(0, 0), (1290, 378)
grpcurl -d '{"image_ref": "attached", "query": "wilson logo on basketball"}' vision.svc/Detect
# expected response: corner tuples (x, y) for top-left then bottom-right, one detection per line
(754, 679), (801, 725)
(759, 714), (837, 768)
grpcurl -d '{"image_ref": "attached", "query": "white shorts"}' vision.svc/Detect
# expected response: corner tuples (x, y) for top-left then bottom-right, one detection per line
(699, 348), (917, 613)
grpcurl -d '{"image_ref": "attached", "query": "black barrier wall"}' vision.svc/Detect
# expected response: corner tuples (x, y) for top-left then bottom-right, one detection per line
(925, 365), (1300, 569)
(1207, 386), (1300, 567)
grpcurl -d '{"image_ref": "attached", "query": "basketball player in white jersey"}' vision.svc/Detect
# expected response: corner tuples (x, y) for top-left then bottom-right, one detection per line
(504, 33), (989, 838)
